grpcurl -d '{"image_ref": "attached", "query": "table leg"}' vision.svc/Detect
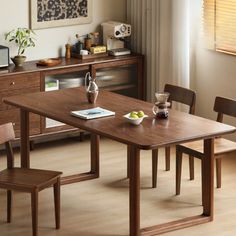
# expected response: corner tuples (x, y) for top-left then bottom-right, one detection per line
(60, 133), (100, 185)
(202, 138), (214, 219)
(20, 109), (30, 168)
(90, 134), (100, 178)
(129, 145), (140, 236)
(139, 139), (214, 235)
(127, 145), (131, 178)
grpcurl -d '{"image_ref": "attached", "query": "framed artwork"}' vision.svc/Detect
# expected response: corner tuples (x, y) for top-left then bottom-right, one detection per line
(30, 0), (93, 29)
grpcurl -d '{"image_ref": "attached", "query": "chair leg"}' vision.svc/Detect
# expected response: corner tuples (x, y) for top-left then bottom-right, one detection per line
(7, 190), (12, 223)
(31, 190), (39, 236)
(54, 178), (61, 229)
(189, 155), (195, 180)
(165, 146), (171, 171)
(176, 146), (183, 195)
(216, 158), (222, 188)
(152, 149), (158, 188)
(127, 145), (131, 178)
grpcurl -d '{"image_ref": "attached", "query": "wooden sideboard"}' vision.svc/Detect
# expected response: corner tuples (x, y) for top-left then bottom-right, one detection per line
(0, 54), (145, 139)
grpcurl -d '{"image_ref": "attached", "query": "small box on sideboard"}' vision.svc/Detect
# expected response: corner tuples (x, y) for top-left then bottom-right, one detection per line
(0, 45), (9, 68)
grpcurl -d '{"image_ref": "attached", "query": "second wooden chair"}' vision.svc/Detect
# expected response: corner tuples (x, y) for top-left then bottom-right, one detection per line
(127, 84), (196, 188)
(0, 123), (62, 236)
(151, 84), (196, 188)
(176, 96), (236, 196)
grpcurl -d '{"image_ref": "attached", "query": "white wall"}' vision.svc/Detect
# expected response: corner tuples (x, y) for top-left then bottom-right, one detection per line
(195, 49), (236, 141)
(0, 0), (127, 60)
(190, 0), (236, 141)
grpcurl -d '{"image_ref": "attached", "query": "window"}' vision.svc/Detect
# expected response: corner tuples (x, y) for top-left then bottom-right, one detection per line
(203, 0), (236, 55)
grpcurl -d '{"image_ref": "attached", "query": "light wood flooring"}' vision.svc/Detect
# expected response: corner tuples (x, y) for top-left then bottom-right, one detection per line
(0, 137), (236, 236)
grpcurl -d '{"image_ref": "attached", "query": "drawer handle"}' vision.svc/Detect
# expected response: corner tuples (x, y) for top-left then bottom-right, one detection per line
(10, 82), (15, 86)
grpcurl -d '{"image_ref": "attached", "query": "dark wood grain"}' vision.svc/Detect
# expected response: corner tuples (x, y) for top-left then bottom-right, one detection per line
(0, 109), (40, 137)
(152, 149), (158, 188)
(53, 178), (61, 229)
(176, 96), (236, 195)
(0, 72), (41, 137)
(20, 110), (30, 168)
(7, 190), (12, 223)
(0, 123), (62, 236)
(129, 145), (140, 236)
(0, 54), (143, 76)
(90, 134), (100, 177)
(151, 84), (196, 188)
(0, 54), (145, 144)
(202, 139), (214, 218)
(165, 83), (196, 114)
(140, 215), (211, 236)
(214, 96), (236, 118)
(0, 72), (40, 92)
(3, 88), (236, 236)
(0, 88), (40, 111)
(31, 190), (38, 236)
(4, 87), (234, 149)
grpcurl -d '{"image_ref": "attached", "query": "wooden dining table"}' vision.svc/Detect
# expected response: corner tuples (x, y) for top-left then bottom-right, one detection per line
(3, 87), (236, 236)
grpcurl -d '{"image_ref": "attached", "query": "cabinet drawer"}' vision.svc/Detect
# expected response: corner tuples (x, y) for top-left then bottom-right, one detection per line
(0, 72), (40, 91)
(0, 87), (40, 111)
(0, 109), (40, 138)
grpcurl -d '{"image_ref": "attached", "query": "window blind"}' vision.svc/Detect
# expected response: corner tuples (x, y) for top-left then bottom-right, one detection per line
(203, 0), (236, 55)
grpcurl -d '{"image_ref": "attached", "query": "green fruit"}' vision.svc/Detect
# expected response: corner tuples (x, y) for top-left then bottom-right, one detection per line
(137, 110), (145, 118)
(129, 112), (139, 119)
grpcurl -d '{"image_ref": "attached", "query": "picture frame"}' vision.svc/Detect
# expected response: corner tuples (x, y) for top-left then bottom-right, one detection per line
(30, 0), (93, 30)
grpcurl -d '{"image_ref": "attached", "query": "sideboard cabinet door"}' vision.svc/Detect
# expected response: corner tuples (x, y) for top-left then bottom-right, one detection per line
(0, 72), (41, 137)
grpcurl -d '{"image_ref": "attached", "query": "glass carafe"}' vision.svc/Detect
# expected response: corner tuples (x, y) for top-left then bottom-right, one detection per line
(152, 92), (170, 119)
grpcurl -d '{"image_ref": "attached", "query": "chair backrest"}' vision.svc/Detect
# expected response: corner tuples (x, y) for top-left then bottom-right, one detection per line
(0, 123), (15, 169)
(164, 84), (196, 114)
(214, 96), (236, 122)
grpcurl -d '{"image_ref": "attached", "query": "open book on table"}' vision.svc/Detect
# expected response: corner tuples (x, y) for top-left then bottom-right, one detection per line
(71, 107), (115, 120)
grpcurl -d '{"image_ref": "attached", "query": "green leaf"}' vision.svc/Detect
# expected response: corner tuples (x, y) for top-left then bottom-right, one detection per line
(5, 27), (36, 54)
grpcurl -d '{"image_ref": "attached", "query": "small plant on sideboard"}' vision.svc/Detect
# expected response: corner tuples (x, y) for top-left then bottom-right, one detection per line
(5, 27), (36, 67)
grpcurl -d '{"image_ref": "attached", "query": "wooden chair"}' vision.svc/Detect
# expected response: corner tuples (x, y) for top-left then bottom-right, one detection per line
(0, 123), (62, 236)
(176, 96), (236, 196)
(127, 84), (196, 188)
(151, 84), (196, 188)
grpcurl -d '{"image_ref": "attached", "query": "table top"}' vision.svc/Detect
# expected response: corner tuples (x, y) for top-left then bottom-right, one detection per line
(4, 87), (236, 150)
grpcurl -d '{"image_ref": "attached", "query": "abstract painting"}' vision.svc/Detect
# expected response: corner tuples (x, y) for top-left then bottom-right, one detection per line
(31, 0), (93, 29)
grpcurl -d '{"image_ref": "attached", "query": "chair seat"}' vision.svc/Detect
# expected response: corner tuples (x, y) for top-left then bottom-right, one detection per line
(180, 138), (236, 156)
(0, 168), (62, 191)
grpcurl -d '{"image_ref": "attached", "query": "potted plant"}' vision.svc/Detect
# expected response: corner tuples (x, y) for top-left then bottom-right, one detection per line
(5, 27), (36, 66)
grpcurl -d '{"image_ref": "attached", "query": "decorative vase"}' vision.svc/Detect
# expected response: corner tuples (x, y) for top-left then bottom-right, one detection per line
(11, 55), (26, 67)
(85, 72), (99, 104)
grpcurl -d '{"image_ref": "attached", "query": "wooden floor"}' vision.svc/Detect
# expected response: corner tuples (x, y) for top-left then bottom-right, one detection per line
(0, 137), (236, 236)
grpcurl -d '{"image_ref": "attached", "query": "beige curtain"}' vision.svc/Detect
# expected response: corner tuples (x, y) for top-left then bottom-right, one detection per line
(127, 0), (190, 102)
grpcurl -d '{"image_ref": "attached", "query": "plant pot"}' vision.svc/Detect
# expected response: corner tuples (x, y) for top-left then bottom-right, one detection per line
(11, 55), (26, 67)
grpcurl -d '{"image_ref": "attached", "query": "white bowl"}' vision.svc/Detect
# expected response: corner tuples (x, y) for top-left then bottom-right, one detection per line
(123, 113), (148, 125)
